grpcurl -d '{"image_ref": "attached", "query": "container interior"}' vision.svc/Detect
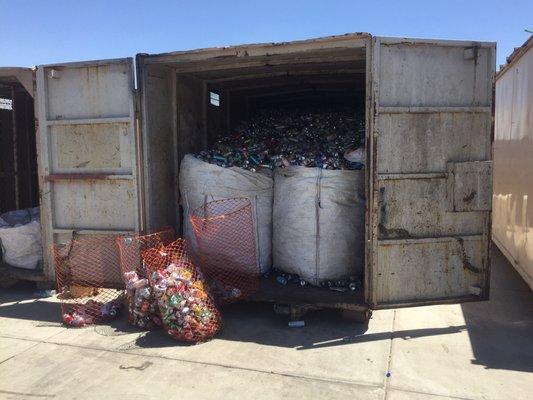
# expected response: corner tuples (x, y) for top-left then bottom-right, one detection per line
(141, 39), (368, 308)
(0, 80), (38, 215)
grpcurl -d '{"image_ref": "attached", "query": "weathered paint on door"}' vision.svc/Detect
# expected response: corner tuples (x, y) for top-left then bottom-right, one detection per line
(36, 59), (140, 279)
(369, 37), (495, 308)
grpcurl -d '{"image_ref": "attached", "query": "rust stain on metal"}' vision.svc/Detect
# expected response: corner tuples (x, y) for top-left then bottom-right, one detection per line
(455, 237), (482, 274)
(378, 224), (411, 239)
(463, 190), (476, 203)
(45, 173), (110, 181)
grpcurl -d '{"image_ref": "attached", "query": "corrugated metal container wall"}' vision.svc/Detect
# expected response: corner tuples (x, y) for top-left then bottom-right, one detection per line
(493, 37), (533, 289)
(32, 34), (496, 310)
(35, 59), (141, 279)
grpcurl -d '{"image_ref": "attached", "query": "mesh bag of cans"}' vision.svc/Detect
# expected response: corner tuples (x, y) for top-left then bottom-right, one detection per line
(143, 238), (222, 343)
(52, 235), (125, 327)
(116, 228), (175, 330)
(190, 197), (259, 305)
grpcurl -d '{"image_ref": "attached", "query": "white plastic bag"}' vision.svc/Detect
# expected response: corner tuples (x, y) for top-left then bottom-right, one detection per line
(273, 167), (365, 285)
(0, 220), (42, 269)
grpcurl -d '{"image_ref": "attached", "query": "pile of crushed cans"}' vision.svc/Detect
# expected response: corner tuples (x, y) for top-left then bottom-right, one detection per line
(123, 270), (161, 329)
(264, 267), (362, 292)
(149, 260), (221, 342)
(196, 106), (365, 172)
(62, 300), (122, 328)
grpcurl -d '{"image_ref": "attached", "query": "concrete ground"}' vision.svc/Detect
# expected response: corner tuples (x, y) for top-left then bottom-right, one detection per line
(0, 246), (531, 400)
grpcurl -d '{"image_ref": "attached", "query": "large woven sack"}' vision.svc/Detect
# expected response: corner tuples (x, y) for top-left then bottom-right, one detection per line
(179, 154), (273, 273)
(273, 166), (365, 285)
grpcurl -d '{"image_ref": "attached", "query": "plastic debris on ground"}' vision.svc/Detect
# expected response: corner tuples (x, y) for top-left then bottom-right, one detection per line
(143, 239), (222, 343)
(195, 106), (365, 172)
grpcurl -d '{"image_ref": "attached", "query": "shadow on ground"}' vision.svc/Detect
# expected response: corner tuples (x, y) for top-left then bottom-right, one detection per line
(101, 301), (467, 352)
(0, 281), (62, 325)
(461, 245), (533, 373)
(1, 245), (531, 369)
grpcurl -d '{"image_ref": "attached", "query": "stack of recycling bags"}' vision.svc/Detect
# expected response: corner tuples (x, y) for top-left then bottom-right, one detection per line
(180, 106), (366, 287)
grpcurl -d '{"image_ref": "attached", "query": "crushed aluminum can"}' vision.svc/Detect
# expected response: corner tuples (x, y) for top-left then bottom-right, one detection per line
(288, 320), (305, 328)
(276, 276), (288, 285)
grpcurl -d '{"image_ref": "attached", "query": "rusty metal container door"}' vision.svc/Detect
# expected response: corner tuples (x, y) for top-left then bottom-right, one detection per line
(368, 38), (495, 308)
(36, 59), (141, 280)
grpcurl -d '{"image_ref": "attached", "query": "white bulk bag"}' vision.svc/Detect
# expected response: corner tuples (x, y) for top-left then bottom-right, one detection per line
(179, 154), (273, 273)
(0, 220), (42, 270)
(273, 167), (365, 285)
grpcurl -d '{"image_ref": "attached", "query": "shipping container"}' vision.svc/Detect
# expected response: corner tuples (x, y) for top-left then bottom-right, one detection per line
(8, 33), (496, 317)
(0, 68), (42, 284)
(493, 36), (533, 289)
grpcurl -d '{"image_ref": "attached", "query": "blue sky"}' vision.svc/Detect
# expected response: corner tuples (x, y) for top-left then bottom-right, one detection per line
(0, 0), (531, 68)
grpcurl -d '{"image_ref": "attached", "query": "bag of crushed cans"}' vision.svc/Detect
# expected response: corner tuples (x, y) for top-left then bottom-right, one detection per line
(116, 228), (175, 330)
(143, 239), (222, 343)
(122, 270), (161, 330)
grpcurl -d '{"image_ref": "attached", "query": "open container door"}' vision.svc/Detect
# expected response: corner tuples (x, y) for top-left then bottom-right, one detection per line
(36, 58), (142, 280)
(368, 37), (495, 309)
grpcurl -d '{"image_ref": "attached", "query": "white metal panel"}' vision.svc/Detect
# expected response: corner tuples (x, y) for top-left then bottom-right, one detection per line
(36, 58), (140, 280)
(379, 44), (491, 107)
(50, 180), (136, 230)
(447, 161), (492, 212)
(377, 112), (491, 174)
(49, 123), (132, 173)
(370, 38), (495, 308)
(493, 41), (533, 289)
(45, 63), (131, 119)
(376, 236), (486, 305)
(378, 177), (486, 238)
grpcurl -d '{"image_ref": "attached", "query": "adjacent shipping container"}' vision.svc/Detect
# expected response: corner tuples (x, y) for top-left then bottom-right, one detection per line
(0, 68), (41, 283)
(493, 36), (533, 289)
(2, 33), (495, 314)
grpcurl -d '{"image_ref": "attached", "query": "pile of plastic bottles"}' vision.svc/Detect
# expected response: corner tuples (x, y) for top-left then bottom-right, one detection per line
(123, 270), (161, 329)
(62, 300), (122, 327)
(195, 106), (365, 172)
(150, 260), (221, 342)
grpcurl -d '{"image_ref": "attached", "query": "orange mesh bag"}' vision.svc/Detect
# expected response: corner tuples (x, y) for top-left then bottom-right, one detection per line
(116, 227), (175, 330)
(53, 235), (125, 327)
(190, 197), (258, 305)
(143, 239), (222, 343)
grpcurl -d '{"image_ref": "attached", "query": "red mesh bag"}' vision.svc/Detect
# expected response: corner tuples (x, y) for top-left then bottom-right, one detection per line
(190, 197), (258, 305)
(53, 235), (125, 327)
(143, 238), (222, 343)
(116, 227), (175, 330)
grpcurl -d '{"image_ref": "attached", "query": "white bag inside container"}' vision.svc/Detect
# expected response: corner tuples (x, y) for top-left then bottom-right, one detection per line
(273, 167), (365, 285)
(0, 207), (42, 270)
(179, 154), (273, 273)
